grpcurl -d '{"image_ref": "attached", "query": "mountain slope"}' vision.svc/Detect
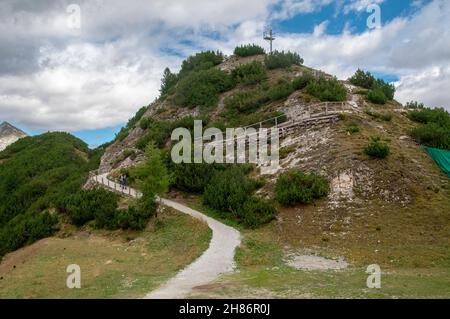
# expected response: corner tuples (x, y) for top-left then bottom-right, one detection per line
(0, 132), (102, 258)
(0, 122), (27, 152)
(96, 49), (449, 298)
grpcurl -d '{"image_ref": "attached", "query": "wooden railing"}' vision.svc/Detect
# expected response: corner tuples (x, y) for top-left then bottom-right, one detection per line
(91, 174), (142, 198)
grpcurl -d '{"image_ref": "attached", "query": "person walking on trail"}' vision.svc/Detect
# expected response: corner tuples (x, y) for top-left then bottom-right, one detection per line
(122, 175), (127, 189)
(119, 175), (125, 189)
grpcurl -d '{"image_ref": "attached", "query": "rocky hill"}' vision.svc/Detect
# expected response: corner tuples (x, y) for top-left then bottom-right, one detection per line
(97, 48), (449, 283)
(0, 122), (27, 152)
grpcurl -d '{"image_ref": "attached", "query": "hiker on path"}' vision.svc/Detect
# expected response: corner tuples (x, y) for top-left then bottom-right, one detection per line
(119, 175), (125, 189)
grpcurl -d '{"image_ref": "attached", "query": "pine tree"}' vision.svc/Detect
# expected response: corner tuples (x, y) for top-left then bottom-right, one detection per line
(160, 67), (178, 96)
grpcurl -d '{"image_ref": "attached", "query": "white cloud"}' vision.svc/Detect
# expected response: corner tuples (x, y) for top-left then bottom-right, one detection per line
(0, 0), (449, 133)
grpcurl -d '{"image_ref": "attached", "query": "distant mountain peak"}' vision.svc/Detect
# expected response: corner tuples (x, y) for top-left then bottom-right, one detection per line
(0, 121), (27, 151)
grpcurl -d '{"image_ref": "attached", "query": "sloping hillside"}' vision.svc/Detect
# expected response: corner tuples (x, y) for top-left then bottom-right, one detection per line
(96, 47), (449, 298)
(0, 132), (103, 258)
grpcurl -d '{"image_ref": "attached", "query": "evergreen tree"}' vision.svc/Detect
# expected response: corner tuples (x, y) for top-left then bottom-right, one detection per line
(160, 67), (178, 96)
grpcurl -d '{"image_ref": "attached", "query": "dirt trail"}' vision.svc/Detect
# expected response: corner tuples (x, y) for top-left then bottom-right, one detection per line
(91, 174), (241, 299)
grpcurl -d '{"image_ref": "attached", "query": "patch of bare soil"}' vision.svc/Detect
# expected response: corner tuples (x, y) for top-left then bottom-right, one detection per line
(284, 253), (348, 271)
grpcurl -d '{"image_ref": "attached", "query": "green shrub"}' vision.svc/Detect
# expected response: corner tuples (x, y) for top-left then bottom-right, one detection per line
(349, 69), (375, 89)
(346, 122), (360, 134)
(267, 80), (295, 101)
(179, 50), (224, 77)
(0, 211), (57, 258)
(374, 79), (396, 100)
(61, 188), (118, 228)
(410, 123), (450, 150)
(264, 51), (303, 69)
(349, 69), (396, 100)
(232, 61), (267, 85)
(408, 107), (450, 127)
(116, 205), (153, 231)
(137, 119), (172, 149)
(365, 109), (392, 122)
(174, 68), (235, 109)
(364, 137), (390, 159)
(275, 170), (329, 206)
(305, 77), (348, 102)
(203, 166), (256, 213)
(405, 101), (425, 109)
(367, 88), (388, 104)
(239, 197), (277, 229)
(292, 72), (314, 90)
(234, 44), (265, 57)
(160, 67), (178, 96)
(224, 87), (270, 114)
(171, 163), (226, 193)
(135, 144), (171, 215)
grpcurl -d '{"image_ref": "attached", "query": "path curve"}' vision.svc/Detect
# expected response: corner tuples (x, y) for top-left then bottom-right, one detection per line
(91, 173), (241, 299)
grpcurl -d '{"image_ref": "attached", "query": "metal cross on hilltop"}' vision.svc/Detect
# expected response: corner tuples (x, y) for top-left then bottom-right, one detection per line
(263, 27), (275, 54)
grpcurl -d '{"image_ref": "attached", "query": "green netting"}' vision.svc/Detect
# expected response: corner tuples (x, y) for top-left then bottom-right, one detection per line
(426, 147), (450, 178)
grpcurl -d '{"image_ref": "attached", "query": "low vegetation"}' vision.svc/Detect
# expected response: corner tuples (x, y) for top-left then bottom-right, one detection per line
(232, 61), (267, 85)
(264, 51), (303, 69)
(305, 76), (348, 102)
(0, 133), (103, 258)
(234, 44), (265, 57)
(275, 170), (329, 206)
(349, 69), (396, 104)
(365, 109), (393, 122)
(203, 166), (275, 228)
(179, 50), (224, 77)
(174, 68), (235, 109)
(408, 107), (450, 150)
(364, 136), (390, 159)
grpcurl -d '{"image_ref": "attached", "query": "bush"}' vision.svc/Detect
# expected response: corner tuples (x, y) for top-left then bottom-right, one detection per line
(264, 51), (303, 69)
(179, 51), (224, 77)
(305, 77), (348, 102)
(374, 79), (396, 100)
(134, 144), (171, 214)
(365, 109), (392, 122)
(408, 107), (450, 127)
(410, 123), (450, 150)
(116, 205), (153, 231)
(405, 101), (425, 109)
(204, 167), (253, 212)
(275, 170), (329, 206)
(364, 137), (390, 159)
(224, 87), (270, 114)
(137, 119), (172, 149)
(234, 44), (265, 57)
(367, 88), (388, 104)
(61, 188), (118, 228)
(174, 68), (235, 109)
(232, 61), (267, 85)
(349, 69), (396, 101)
(346, 122), (360, 134)
(160, 67), (178, 96)
(0, 212), (57, 257)
(239, 197), (277, 229)
(292, 72), (315, 90)
(171, 162), (226, 193)
(349, 69), (375, 89)
(267, 80), (295, 101)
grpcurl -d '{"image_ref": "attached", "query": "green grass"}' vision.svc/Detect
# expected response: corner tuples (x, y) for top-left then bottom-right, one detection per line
(0, 209), (211, 298)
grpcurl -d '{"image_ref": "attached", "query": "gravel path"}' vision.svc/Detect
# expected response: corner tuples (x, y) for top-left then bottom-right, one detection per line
(91, 173), (241, 299)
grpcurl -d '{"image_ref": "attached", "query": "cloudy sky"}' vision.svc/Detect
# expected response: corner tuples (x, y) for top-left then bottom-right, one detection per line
(0, 0), (449, 147)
